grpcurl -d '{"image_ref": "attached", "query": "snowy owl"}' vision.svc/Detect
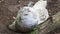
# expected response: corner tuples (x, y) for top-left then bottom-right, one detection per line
(8, 0), (49, 33)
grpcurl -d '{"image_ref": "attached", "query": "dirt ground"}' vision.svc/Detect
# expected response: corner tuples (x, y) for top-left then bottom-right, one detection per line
(0, 0), (60, 34)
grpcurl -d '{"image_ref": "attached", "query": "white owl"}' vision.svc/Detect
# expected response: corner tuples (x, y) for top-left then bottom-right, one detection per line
(9, 0), (49, 33)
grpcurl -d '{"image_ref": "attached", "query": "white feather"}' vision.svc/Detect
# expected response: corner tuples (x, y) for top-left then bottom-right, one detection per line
(21, 0), (49, 26)
(29, 0), (49, 25)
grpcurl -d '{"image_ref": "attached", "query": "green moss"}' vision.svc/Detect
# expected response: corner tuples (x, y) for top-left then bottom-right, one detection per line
(30, 30), (38, 34)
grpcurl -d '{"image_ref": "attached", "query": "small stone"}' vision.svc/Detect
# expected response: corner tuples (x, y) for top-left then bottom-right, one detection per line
(13, 16), (16, 19)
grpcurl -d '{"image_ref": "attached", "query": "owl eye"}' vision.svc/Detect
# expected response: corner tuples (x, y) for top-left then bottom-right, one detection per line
(28, 11), (31, 12)
(24, 14), (28, 16)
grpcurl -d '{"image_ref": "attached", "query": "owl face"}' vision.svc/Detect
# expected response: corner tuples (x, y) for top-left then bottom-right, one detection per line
(20, 7), (38, 28)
